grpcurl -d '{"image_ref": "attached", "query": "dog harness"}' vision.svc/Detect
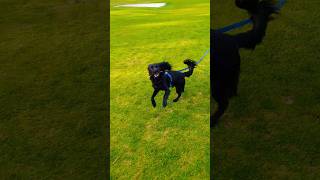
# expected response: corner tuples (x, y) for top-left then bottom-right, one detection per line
(164, 72), (173, 87)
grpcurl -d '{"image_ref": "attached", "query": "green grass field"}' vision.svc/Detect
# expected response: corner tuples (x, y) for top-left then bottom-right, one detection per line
(1, 0), (108, 179)
(212, 0), (320, 179)
(110, 0), (210, 179)
(2, 0), (319, 179)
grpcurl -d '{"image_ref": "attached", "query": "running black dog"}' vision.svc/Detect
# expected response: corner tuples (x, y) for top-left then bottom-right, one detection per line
(148, 60), (197, 107)
(211, 0), (278, 127)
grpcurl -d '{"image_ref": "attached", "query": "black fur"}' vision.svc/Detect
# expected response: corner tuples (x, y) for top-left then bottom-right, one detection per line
(211, 0), (278, 127)
(148, 59), (197, 107)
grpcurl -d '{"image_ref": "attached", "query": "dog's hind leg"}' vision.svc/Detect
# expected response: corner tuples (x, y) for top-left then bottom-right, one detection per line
(151, 89), (159, 107)
(211, 97), (229, 127)
(162, 89), (170, 107)
(173, 88), (182, 102)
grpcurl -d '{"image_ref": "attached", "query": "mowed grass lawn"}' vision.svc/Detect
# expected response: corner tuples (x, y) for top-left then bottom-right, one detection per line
(111, 0), (210, 179)
(1, 0), (108, 179)
(212, 0), (320, 179)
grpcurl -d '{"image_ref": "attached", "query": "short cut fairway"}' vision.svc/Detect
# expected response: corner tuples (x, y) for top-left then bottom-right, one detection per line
(111, 0), (210, 179)
(212, 0), (320, 179)
(1, 0), (108, 179)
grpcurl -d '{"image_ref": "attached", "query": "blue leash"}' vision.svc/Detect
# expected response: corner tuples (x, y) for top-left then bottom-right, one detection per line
(178, 0), (286, 71)
(216, 0), (286, 33)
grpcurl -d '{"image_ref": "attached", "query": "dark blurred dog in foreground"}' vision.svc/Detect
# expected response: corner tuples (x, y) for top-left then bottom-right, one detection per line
(148, 59), (196, 107)
(211, 0), (279, 127)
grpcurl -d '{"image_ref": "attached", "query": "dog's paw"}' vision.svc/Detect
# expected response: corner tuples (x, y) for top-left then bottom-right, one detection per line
(173, 99), (179, 102)
(162, 102), (167, 108)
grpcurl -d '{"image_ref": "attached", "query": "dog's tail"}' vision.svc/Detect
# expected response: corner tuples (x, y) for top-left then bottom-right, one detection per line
(183, 59), (197, 77)
(234, 0), (278, 49)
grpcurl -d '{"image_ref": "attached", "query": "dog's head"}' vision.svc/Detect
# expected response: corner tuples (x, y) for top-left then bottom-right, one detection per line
(148, 62), (172, 77)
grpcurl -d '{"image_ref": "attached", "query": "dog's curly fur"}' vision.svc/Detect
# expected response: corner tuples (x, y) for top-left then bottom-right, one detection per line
(148, 59), (197, 107)
(211, 0), (278, 127)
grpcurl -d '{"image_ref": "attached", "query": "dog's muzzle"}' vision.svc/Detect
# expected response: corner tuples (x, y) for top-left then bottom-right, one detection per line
(148, 63), (161, 77)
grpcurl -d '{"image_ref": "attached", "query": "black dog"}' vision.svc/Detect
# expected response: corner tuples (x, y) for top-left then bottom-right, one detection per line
(211, 0), (278, 127)
(148, 59), (197, 107)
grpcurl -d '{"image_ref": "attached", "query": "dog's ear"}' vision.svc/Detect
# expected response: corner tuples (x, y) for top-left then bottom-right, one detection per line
(148, 64), (153, 75)
(160, 62), (172, 71)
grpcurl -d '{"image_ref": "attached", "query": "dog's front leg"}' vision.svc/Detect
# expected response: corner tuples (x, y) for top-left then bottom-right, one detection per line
(162, 89), (170, 107)
(151, 89), (159, 107)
